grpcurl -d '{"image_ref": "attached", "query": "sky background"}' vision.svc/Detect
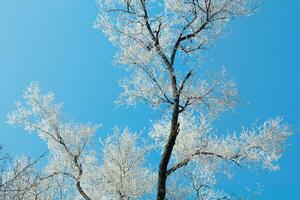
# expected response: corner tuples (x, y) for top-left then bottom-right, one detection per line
(0, 0), (299, 199)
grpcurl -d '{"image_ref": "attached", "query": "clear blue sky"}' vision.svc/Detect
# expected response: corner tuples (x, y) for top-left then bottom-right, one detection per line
(0, 0), (299, 199)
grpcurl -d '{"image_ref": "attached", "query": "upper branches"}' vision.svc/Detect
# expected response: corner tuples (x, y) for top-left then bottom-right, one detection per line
(95, 0), (257, 112)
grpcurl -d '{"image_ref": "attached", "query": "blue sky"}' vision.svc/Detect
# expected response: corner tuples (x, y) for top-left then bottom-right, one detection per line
(0, 0), (299, 199)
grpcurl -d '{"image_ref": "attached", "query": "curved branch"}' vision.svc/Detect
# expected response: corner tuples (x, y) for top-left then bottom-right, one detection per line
(167, 150), (242, 177)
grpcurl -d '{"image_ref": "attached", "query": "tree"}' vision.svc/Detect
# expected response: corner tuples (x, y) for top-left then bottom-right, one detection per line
(5, 0), (292, 200)
(0, 146), (57, 200)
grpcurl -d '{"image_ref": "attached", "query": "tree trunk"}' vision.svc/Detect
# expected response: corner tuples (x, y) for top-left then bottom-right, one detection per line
(76, 181), (91, 200)
(156, 99), (180, 200)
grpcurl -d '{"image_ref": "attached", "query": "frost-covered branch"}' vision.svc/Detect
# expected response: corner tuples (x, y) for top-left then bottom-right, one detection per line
(97, 128), (155, 199)
(7, 82), (99, 200)
(152, 113), (291, 178)
(0, 149), (57, 200)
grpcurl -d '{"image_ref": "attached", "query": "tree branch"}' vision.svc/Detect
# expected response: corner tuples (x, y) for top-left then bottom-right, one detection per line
(167, 150), (242, 176)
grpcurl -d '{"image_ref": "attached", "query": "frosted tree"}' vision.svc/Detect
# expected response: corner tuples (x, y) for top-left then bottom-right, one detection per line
(7, 83), (155, 200)
(94, 0), (292, 199)
(5, 0), (292, 200)
(7, 82), (100, 199)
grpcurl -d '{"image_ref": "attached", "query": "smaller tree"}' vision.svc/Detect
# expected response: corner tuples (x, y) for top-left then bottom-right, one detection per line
(7, 82), (155, 200)
(7, 82), (99, 200)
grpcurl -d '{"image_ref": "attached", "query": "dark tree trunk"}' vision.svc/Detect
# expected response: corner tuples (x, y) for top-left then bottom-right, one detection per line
(156, 98), (180, 200)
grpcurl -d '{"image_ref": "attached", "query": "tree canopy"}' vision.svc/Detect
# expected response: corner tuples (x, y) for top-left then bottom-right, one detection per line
(0, 1), (292, 200)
